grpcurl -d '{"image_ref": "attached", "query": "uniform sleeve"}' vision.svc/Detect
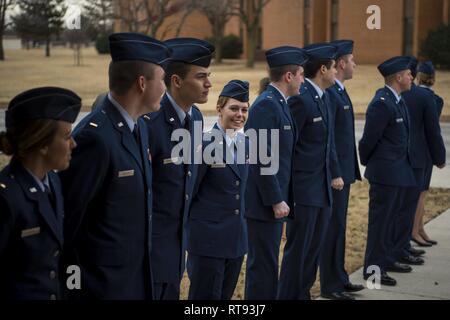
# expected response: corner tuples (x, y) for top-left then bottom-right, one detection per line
(246, 100), (284, 206)
(0, 195), (14, 260)
(58, 129), (110, 244)
(423, 96), (446, 166)
(358, 100), (391, 166)
(327, 93), (343, 179)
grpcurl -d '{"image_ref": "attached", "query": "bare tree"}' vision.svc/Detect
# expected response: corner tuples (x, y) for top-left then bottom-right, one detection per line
(233, 0), (271, 68)
(197, 0), (235, 64)
(0, 0), (15, 60)
(115, 0), (146, 33)
(115, 0), (188, 37)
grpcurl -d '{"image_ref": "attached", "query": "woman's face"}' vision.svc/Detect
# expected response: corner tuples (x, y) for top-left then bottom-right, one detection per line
(43, 121), (77, 171)
(217, 97), (249, 131)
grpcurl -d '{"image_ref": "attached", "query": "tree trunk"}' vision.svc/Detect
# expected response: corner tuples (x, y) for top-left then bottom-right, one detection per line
(214, 22), (225, 64)
(215, 35), (223, 64)
(45, 37), (50, 57)
(246, 27), (257, 68)
(0, 34), (4, 60)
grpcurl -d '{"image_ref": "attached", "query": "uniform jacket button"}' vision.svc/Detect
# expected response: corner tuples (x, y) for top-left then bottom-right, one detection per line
(234, 209), (239, 215)
(187, 171), (192, 177)
(50, 294), (57, 300)
(236, 181), (240, 186)
(49, 270), (56, 279)
(235, 194), (240, 200)
(185, 194), (189, 201)
(53, 250), (60, 258)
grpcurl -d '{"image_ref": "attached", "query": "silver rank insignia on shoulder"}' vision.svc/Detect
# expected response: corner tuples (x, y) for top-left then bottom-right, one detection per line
(267, 96), (272, 99)
(315, 96), (319, 99)
(0, 183), (6, 189)
(101, 110), (106, 114)
(143, 115), (150, 120)
(118, 122), (124, 127)
(169, 117), (175, 122)
(89, 122), (98, 127)
(29, 187), (37, 193)
(380, 97), (385, 101)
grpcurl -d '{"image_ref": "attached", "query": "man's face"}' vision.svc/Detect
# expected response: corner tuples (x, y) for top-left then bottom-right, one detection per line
(178, 65), (212, 105)
(342, 54), (356, 80)
(323, 60), (337, 88)
(398, 69), (413, 92)
(287, 66), (304, 96)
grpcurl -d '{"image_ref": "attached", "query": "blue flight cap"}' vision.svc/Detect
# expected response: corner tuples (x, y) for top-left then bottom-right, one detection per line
(304, 43), (338, 60)
(164, 38), (215, 68)
(109, 32), (172, 69)
(377, 56), (412, 77)
(330, 39), (354, 58)
(265, 46), (309, 68)
(219, 80), (250, 103)
(5, 87), (82, 129)
(418, 61), (435, 75)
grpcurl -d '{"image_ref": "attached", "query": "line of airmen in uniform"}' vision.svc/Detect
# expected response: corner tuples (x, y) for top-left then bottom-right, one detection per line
(0, 32), (446, 300)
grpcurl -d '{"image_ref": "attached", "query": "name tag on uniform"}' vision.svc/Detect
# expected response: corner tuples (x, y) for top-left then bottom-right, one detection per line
(396, 118), (404, 123)
(284, 125), (291, 130)
(21, 227), (40, 238)
(313, 117), (323, 123)
(211, 163), (226, 168)
(163, 157), (179, 165)
(343, 105), (350, 110)
(118, 170), (134, 178)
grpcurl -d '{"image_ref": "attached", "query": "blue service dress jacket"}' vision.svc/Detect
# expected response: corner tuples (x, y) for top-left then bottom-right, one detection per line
(145, 93), (203, 284)
(186, 125), (249, 259)
(289, 80), (339, 209)
(244, 85), (296, 221)
(59, 97), (154, 300)
(327, 83), (362, 185)
(0, 160), (65, 300)
(359, 87), (416, 187)
(402, 83), (446, 169)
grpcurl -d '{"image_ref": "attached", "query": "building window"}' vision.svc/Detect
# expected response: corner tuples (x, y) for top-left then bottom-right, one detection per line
(330, 0), (339, 41)
(403, 0), (415, 55)
(304, 0), (311, 45)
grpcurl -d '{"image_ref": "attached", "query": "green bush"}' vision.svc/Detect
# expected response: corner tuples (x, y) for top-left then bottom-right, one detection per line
(420, 24), (450, 70)
(95, 33), (110, 55)
(206, 34), (243, 59)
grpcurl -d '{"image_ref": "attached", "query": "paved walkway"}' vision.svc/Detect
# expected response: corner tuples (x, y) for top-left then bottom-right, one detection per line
(344, 208), (450, 300)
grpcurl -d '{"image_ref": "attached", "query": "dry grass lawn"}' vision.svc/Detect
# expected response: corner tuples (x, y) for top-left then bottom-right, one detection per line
(1, 47), (449, 117)
(1, 153), (449, 299)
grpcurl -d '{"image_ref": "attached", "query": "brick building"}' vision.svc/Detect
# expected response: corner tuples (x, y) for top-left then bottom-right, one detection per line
(114, 0), (450, 64)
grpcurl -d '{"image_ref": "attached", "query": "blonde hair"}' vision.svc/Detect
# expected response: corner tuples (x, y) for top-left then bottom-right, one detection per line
(416, 72), (435, 87)
(0, 119), (58, 160)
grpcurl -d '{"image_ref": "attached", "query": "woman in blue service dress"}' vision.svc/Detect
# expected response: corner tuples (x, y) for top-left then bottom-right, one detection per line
(186, 80), (251, 300)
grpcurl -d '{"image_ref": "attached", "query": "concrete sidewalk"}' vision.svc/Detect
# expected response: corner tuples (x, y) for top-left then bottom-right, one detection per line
(340, 208), (450, 300)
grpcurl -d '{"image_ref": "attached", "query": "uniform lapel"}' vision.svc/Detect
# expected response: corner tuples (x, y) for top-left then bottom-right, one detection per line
(213, 123), (240, 178)
(48, 172), (64, 232)
(13, 162), (63, 246)
(305, 80), (328, 126)
(104, 101), (144, 173)
(268, 85), (294, 127)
